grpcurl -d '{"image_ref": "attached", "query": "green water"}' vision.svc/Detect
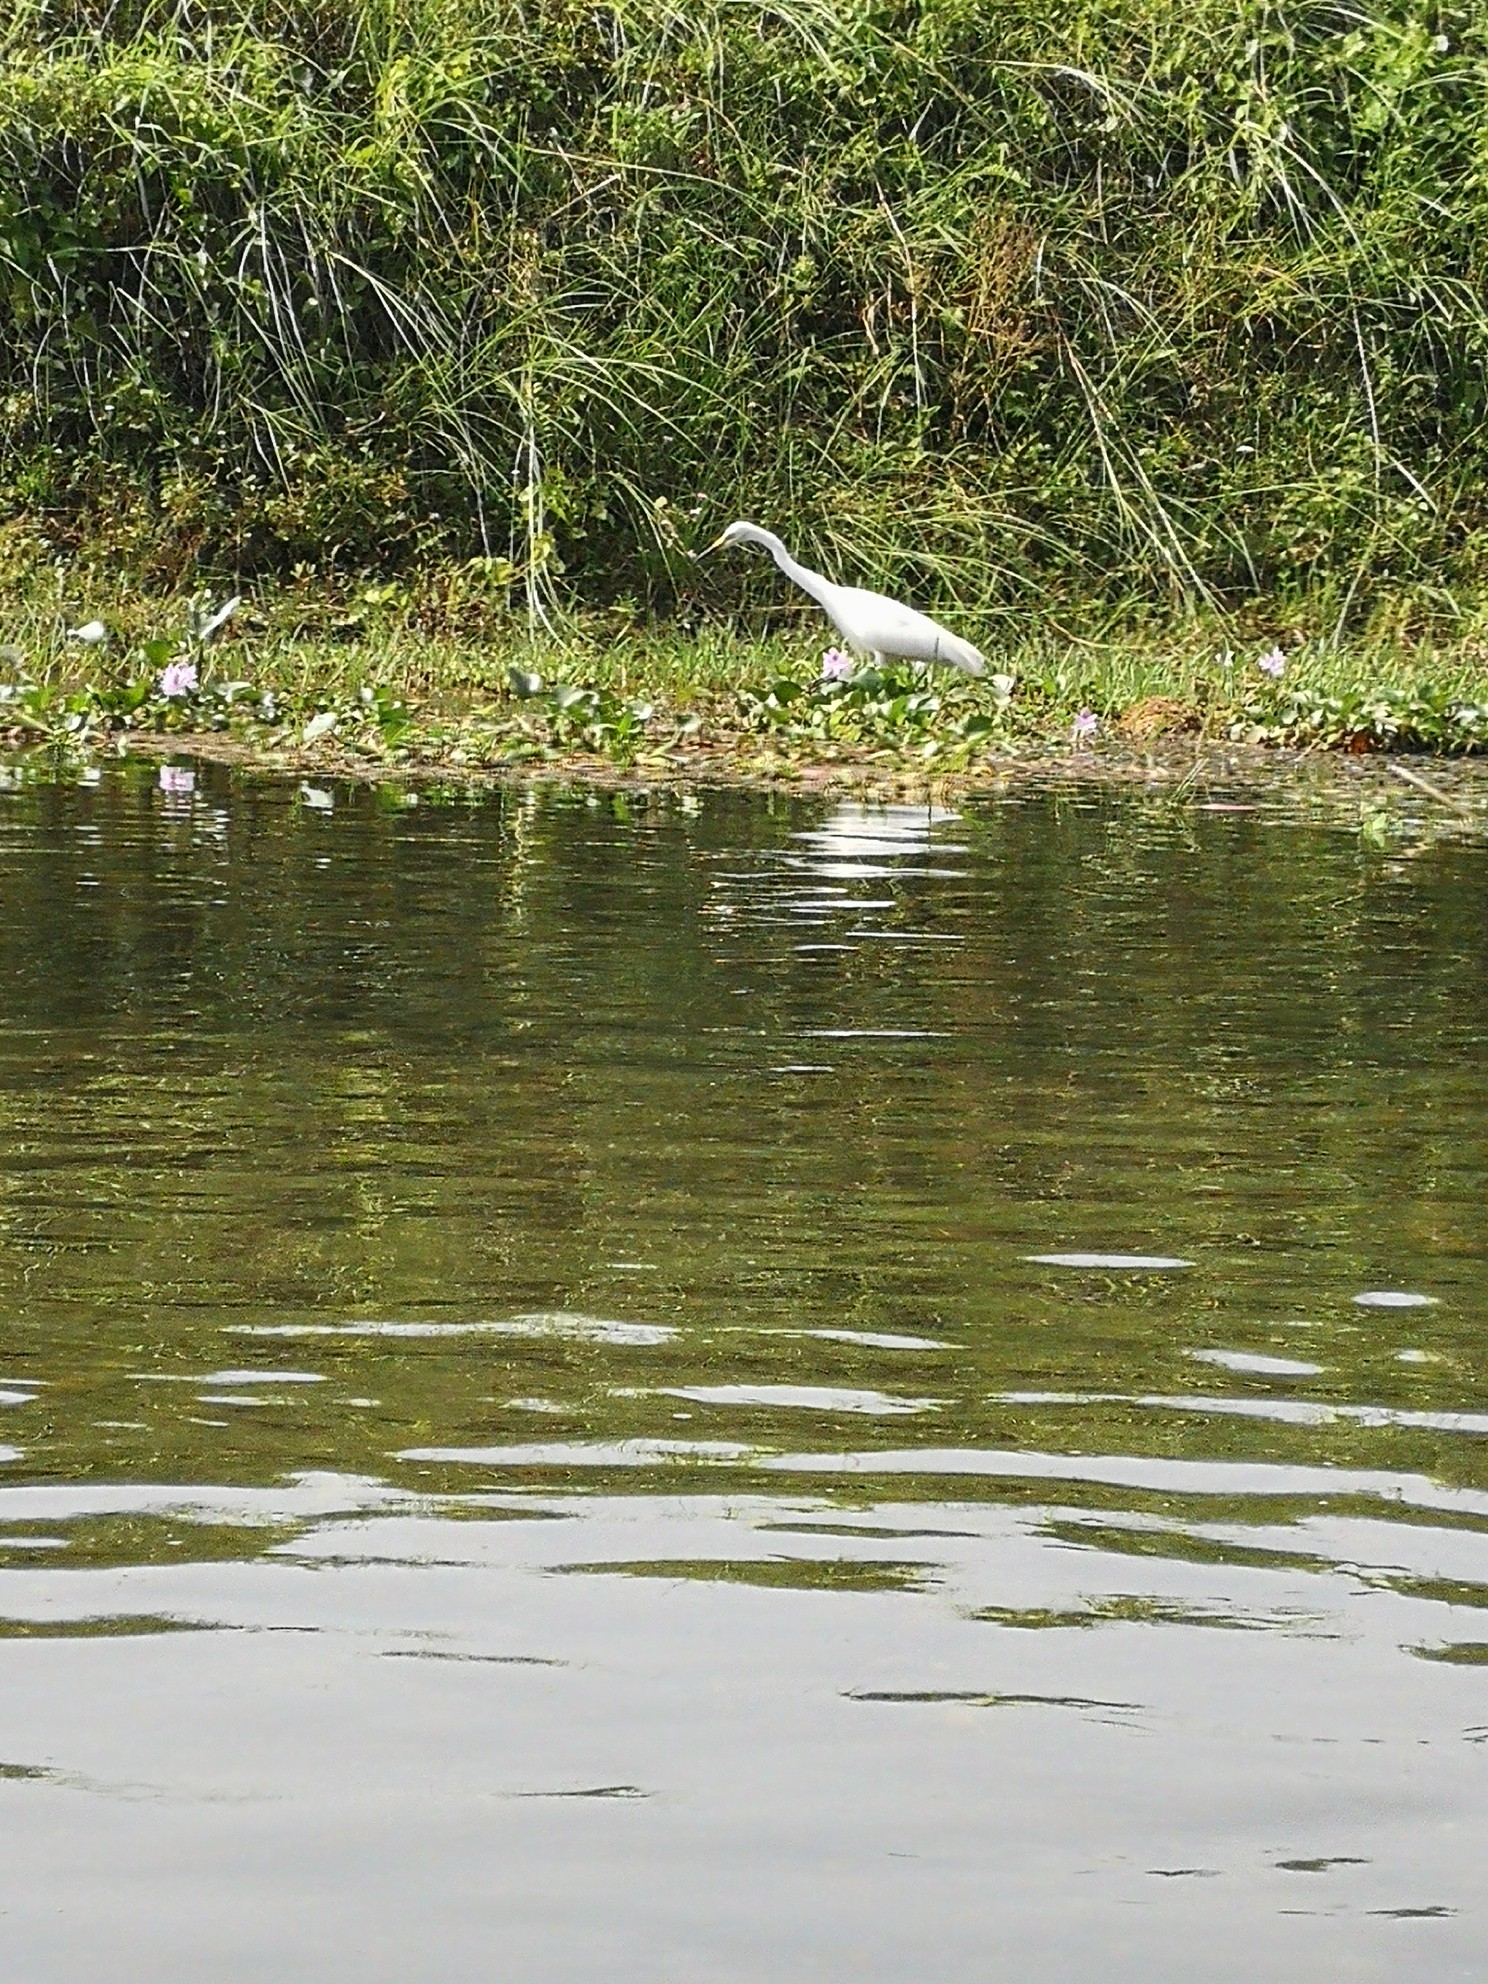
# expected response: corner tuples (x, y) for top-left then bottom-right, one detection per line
(0, 763), (1485, 1980)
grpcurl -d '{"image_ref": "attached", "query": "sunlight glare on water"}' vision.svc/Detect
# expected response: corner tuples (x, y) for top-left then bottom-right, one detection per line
(0, 764), (1486, 1982)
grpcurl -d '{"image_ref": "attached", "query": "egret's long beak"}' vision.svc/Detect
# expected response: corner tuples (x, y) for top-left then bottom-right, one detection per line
(700, 533), (730, 556)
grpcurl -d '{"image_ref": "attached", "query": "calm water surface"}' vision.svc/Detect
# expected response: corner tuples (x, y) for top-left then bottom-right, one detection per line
(1, 763), (1485, 1981)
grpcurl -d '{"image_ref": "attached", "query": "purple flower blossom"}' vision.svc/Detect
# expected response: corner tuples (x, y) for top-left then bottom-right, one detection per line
(1256, 646), (1286, 679)
(820, 647), (854, 682)
(157, 658), (199, 699)
(1072, 708), (1098, 743)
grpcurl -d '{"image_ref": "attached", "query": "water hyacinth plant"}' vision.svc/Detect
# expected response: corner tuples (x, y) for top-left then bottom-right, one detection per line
(740, 660), (1005, 762)
(1231, 674), (1488, 752)
(0, 588), (414, 759)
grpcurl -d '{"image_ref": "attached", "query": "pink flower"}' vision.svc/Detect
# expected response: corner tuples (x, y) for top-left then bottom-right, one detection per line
(1072, 708), (1098, 744)
(820, 647), (854, 681)
(158, 659), (199, 699)
(1256, 647), (1286, 679)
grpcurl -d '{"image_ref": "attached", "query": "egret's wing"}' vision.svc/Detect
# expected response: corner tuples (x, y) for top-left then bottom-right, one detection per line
(835, 588), (985, 674)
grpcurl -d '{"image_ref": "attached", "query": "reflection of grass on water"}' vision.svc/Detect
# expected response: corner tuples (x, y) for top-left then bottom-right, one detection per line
(558, 1556), (935, 1594)
(0, 1614), (214, 1639)
(1039, 1515), (1329, 1578)
(972, 1596), (1332, 1634)
(1409, 1640), (1488, 1665)
(757, 1520), (978, 1543)
(1384, 1574), (1488, 1612)
(846, 1690), (1140, 1716)
(0, 1516), (302, 1572)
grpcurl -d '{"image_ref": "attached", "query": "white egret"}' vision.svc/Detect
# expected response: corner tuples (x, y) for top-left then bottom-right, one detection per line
(705, 521), (985, 675)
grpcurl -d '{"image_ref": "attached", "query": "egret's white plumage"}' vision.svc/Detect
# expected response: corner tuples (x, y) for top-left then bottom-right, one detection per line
(706, 520), (985, 675)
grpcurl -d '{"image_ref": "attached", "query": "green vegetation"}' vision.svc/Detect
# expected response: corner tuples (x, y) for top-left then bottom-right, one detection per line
(4, 586), (1488, 775)
(2, 0), (1488, 761)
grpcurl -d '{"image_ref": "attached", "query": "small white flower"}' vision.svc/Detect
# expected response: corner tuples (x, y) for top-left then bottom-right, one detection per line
(68, 620), (108, 645)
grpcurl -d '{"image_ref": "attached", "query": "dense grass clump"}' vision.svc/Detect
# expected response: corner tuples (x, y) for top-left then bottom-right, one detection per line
(0, 0), (1485, 637)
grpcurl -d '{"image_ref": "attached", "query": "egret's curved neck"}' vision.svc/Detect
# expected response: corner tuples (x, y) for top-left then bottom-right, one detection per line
(749, 529), (836, 611)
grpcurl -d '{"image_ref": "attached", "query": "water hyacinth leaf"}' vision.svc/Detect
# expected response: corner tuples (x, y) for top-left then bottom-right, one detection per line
(142, 639), (177, 669)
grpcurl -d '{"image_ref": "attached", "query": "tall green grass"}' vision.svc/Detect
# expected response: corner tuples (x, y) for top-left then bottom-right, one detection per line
(1, 0), (1485, 637)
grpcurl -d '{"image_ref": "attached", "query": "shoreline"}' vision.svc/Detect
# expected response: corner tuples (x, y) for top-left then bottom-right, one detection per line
(4, 596), (1488, 818)
(21, 721), (1488, 826)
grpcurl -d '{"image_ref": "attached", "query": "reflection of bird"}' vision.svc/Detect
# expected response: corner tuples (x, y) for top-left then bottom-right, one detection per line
(705, 521), (985, 675)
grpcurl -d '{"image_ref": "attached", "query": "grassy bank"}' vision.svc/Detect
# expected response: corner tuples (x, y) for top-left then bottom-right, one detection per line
(4, 566), (1487, 784)
(2, 0), (1488, 646)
